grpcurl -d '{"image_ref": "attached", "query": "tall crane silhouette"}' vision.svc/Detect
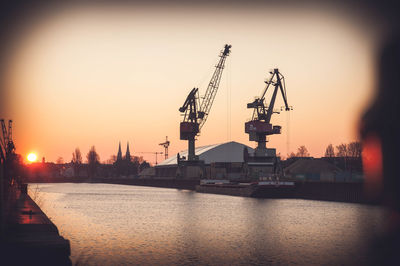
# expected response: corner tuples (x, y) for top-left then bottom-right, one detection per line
(245, 69), (292, 156)
(244, 69), (292, 179)
(179, 44), (231, 161)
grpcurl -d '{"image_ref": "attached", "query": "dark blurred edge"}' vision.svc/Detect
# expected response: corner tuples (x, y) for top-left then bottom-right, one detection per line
(1, 0), (400, 265)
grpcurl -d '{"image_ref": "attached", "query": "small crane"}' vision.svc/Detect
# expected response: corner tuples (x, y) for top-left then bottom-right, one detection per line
(137, 152), (163, 165)
(179, 44), (231, 161)
(159, 136), (170, 160)
(245, 69), (292, 156)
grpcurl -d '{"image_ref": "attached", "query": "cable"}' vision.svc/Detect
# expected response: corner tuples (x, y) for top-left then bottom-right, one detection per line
(226, 55), (232, 141)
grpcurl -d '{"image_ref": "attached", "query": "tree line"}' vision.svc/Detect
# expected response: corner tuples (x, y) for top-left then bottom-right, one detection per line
(324, 142), (362, 158)
(285, 141), (362, 159)
(67, 146), (150, 177)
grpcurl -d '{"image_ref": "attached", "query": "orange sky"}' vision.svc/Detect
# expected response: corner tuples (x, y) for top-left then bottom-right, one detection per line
(2, 3), (382, 164)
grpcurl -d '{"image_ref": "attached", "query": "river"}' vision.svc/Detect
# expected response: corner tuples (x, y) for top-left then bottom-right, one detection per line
(29, 183), (387, 265)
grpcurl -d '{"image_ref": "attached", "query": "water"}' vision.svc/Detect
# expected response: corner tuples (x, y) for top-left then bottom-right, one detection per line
(29, 183), (387, 265)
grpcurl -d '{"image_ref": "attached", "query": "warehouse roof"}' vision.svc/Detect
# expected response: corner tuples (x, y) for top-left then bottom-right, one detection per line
(158, 141), (254, 166)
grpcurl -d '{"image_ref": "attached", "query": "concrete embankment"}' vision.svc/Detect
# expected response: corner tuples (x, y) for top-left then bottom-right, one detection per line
(26, 177), (372, 204)
(1, 185), (71, 265)
(196, 183), (254, 197)
(197, 181), (374, 204)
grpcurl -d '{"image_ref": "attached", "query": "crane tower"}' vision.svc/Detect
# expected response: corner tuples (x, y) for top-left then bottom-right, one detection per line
(245, 69), (292, 178)
(179, 44), (231, 161)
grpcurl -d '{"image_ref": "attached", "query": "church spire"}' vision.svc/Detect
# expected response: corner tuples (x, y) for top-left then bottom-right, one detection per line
(125, 142), (131, 162)
(117, 141), (123, 161)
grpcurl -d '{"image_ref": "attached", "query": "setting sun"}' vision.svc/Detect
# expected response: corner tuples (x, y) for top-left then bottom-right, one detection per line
(27, 153), (37, 162)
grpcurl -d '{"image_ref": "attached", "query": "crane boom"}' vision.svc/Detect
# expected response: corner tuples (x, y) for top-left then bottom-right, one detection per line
(198, 44), (231, 129)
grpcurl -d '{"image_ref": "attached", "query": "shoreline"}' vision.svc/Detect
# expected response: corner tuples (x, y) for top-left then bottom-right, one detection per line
(26, 178), (376, 204)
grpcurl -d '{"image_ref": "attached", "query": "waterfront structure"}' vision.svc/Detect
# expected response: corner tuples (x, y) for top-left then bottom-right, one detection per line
(244, 69), (292, 179)
(284, 158), (342, 181)
(154, 141), (254, 179)
(179, 44), (231, 162)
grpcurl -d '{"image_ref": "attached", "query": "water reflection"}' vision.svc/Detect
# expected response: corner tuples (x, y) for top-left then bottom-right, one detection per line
(30, 183), (386, 265)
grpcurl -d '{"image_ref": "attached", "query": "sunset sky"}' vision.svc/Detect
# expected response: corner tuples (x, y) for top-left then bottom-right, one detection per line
(1, 2), (383, 164)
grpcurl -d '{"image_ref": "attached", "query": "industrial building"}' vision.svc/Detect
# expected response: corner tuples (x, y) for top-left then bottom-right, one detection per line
(153, 141), (254, 179)
(284, 158), (342, 181)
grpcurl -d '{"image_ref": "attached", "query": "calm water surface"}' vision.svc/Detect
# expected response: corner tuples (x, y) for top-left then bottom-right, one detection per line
(29, 183), (387, 265)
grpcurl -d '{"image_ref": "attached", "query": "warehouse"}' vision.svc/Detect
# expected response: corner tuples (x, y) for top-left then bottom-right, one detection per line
(153, 141), (254, 179)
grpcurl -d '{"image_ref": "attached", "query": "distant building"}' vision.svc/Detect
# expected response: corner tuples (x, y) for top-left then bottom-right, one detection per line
(114, 141), (137, 177)
(117, 142), (123, 162)
(284, 158), (342, 181)
(125, 142), (131, 162)
(154, 141), (254, 179)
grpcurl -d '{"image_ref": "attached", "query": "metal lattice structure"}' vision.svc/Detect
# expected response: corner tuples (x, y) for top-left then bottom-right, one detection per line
(0, 119), (14, 160)
(198, 44), (231, 130)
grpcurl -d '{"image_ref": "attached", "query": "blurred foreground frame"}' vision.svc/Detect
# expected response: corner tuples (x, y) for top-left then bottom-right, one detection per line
(360, 25), (400, 266)
(1, 0), (400, 265)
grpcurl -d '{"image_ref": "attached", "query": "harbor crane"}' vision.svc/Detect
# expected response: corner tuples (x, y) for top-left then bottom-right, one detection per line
(179, 44), (231, 161)
(245, 69), (292, 156)
(159, 136), (170, 160)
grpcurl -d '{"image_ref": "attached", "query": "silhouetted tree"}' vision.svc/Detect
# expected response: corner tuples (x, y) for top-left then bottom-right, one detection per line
(287, 152), (296, 158)
(336, 144), (348, 157)
(87, 146), (100, 178)
(72, 148), (82, 164)
(72, 148), (82, 177)
(106, 155), (117, 165)
(296, 146), (310, 157)
(324, 144), (335, 157)
(347, 141), (362, 158)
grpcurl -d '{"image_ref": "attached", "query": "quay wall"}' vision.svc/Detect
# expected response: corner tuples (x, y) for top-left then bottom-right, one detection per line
(2, 185), (71, 265)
